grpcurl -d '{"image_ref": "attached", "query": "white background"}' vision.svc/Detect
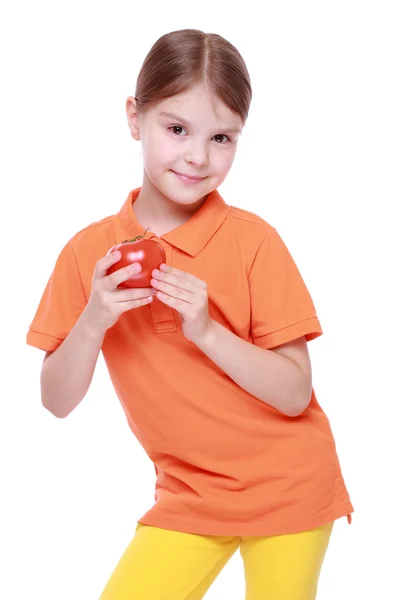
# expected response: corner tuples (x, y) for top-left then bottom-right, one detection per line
(1, 1), (399, 598)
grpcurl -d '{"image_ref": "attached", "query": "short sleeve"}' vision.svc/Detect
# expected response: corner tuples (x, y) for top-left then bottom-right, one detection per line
(249, 228), (322, 349)
(26, 240), (88, 352)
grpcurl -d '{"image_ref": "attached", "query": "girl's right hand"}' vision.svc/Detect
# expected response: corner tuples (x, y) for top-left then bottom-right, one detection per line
(83, 251), (156, 333)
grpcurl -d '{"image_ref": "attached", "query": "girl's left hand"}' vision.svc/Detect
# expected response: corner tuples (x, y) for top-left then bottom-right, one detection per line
(151, 264), (212, 344)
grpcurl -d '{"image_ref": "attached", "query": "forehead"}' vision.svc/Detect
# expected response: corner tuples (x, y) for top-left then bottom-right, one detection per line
(153, 84), (242, 128)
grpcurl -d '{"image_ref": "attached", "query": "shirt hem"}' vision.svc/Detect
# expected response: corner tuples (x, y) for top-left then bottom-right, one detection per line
(137, 504), (354, 537)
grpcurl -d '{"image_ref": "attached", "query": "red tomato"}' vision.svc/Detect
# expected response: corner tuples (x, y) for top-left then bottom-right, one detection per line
(106, 231), (166, 289)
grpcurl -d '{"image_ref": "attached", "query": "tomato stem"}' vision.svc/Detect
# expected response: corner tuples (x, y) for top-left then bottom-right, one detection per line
(122, 227), (150, 244)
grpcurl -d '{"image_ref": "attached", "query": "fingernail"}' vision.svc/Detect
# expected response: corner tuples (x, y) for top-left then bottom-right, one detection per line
(132, 263), (141, 272)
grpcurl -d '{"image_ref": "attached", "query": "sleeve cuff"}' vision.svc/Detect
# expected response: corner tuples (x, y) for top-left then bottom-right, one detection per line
(252, 316), (323, 349)
(26, 329), (64, 352)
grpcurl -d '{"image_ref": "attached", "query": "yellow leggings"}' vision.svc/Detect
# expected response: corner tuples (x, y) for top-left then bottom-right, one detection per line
(99, 520), (334, 600)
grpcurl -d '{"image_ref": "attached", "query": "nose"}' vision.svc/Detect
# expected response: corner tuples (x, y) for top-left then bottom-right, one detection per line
(184, 140), (209, 167)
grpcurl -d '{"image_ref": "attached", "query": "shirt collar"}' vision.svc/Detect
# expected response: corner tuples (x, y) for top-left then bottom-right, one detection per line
(114, 187), (231, 257)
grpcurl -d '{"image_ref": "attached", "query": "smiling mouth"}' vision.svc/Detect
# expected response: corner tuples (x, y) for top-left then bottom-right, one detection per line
(172, 170), (206, 181)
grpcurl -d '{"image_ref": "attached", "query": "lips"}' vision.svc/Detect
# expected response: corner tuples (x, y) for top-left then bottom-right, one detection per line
(172, 171), (205, 181)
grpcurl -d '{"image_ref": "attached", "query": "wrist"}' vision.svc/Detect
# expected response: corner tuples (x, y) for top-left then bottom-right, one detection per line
(193, 318), (217, 349)
(79, 308), (108, 341)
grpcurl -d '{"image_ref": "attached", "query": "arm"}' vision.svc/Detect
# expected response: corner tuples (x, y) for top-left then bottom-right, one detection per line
(40, 312), (105, 419)
(39, 252), (155, 419)
(195, 321), (312, 417)
(150, 264), (313, 418)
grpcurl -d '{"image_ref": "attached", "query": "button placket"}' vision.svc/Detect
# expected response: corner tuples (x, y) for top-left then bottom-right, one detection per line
(150, 242), (178, 333)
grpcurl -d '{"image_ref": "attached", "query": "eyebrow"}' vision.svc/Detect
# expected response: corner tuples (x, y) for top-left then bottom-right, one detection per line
(159, 111), (242, 134)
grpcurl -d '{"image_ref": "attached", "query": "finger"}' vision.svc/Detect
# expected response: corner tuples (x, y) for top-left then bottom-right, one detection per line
(94, 251), (123, 280)
(152, 269), (198, 294)
(155, 290), (188, 311)
(159, 263), (206, 288)
(124, 296), (155, 310)
(115, 287), (156, 303)
(151, 278), (193, 302)
(106, 262), (142, 290)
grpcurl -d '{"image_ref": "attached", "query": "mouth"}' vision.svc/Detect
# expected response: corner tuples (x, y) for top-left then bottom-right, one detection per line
(172, 170), (207, 182)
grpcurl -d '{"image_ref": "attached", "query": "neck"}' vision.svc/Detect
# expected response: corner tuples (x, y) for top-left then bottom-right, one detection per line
(133, 171), (207, 237)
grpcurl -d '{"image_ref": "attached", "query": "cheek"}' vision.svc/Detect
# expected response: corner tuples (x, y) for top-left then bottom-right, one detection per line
(211, 147), (237, 174)
(143, 133), (178, 168)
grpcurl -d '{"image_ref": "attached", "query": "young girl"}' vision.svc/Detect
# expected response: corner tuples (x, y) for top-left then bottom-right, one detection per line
(27, 29), (353, 600)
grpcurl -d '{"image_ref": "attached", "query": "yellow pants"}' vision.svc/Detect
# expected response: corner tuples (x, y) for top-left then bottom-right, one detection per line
(99, 520), (334, 599)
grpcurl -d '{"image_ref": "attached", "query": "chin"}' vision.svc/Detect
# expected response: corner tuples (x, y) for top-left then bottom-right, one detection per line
(157, 178), (215, 206)
(169, 193), (207, 206)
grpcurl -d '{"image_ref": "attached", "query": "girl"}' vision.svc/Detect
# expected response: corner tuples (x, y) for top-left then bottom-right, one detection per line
(27, 29), (353, 600)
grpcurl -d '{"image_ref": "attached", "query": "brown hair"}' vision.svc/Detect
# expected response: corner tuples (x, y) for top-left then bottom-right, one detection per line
(135, 29), (252, 123)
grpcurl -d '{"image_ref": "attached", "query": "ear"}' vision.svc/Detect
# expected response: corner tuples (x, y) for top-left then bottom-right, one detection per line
(126, 96), (141, 141)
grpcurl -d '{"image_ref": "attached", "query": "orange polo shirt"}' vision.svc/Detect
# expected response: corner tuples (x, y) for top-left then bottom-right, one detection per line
(27, 187), (353, 536)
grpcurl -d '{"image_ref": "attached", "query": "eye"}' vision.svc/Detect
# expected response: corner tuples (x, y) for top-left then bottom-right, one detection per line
(169, 126), (187, 136)
(213, 134), (231, 144)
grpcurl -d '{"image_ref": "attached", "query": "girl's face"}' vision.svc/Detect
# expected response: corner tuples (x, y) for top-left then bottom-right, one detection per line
(127, 83), (243, 207)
